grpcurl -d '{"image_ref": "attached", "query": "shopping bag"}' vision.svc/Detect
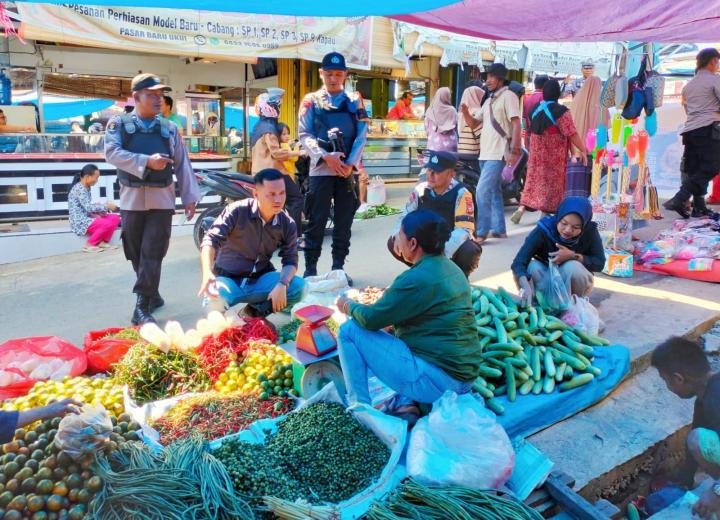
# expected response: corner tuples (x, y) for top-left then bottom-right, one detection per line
(407, 391), (514, 489)
(0, 337), (87, 399)
(544, 262), (571, 313)
(565, 157), (590, 197)
(83, 327), (136, 374)
(366, 176), (387, 206)
(561, 295), (601, 335)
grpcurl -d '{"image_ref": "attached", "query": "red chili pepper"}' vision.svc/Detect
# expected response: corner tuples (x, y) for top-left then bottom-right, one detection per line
(195, 319), (277, 381)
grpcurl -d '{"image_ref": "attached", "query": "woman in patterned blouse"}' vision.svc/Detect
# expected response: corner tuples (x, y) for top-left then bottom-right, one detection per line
(68, 164), (120, 252)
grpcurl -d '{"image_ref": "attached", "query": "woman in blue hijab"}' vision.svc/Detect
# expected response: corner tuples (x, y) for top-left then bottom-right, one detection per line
(511, 196), (605, 306)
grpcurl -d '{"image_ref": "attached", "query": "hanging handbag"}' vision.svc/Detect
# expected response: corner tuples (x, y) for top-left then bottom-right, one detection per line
(644, 52), (665, 108)
(622, 55), (649, 120)
(565, 157), (591, 197)
(600, 48), (628, 109)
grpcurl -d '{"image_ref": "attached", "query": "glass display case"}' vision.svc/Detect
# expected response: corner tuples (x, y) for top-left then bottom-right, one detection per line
(367, 119), (426, 138)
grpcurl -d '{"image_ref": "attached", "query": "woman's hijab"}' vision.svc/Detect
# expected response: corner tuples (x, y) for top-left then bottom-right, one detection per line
(537, 196), (593, 247)
(458, 86), (485, 129)
(530, 79), (569, 135)
(425, 87), (458, 133)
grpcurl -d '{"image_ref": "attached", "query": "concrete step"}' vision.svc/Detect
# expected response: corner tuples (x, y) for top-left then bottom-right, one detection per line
(529, 366), (695, 497)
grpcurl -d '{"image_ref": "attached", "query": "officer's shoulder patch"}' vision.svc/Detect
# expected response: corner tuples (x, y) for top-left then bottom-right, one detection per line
(107, 120), (119, 132)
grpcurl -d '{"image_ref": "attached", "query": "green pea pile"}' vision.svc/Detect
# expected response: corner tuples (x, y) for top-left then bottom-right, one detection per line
(214, 440), (301, 505)
(215, 402), (390, 509)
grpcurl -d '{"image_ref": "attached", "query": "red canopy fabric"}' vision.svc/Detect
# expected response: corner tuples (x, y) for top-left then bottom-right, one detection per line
(394, 0), (720, 42)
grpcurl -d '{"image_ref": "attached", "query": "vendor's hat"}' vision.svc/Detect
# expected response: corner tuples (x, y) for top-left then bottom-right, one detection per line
(131, 73), (171, 92)
(486, 63), (508, 80)
(581, 59), (595, 68)
(321, 52), (347, 71)
(426, 150), (457, 172)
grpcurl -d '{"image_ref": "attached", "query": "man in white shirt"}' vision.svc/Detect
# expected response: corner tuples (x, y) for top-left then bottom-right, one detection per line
(475, 63), (522, 243)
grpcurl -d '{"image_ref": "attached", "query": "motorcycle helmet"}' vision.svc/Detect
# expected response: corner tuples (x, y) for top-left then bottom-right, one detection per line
(255, 88), (285, 119)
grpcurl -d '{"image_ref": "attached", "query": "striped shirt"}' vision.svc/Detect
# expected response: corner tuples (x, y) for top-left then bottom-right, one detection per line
(458, 123), (481, 155)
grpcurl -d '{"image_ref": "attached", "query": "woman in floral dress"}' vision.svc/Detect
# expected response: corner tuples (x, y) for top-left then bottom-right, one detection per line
(512, 80), (587, 223)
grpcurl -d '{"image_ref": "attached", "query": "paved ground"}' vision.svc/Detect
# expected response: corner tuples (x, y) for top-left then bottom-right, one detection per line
(1, 185), (718, 353)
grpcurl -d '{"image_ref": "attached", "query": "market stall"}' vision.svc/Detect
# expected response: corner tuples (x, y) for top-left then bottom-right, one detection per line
(363, 119), (426, 178)
(0, 277), (630, 519)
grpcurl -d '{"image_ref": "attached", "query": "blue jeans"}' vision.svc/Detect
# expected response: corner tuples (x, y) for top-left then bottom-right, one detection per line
(215, 271), (307, 314)
(475, 159), (507, 237)
(337, 320), (472, 406)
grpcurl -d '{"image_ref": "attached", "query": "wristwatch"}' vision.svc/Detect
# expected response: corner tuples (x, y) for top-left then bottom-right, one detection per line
(713, 481), (720, 496)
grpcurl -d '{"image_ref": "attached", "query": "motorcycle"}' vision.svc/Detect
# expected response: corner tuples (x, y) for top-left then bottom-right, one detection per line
(193, 169), (255, 248)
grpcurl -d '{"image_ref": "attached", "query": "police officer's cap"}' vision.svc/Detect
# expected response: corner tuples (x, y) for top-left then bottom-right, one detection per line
(426, 150), (457, 172)
(321, 52), (347, 71)
(581, 59), (595, 68)
(131, 73), (171, 92)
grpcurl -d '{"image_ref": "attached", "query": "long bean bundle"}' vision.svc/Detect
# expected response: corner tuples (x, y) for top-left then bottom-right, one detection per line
(368, 479), (543, 520)
(91, 439), (253, 520)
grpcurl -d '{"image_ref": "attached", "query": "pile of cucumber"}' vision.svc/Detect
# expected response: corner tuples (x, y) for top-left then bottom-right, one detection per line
(470, 286), (610, 415)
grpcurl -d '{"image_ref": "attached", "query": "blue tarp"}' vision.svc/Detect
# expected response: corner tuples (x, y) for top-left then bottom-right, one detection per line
(14, 98), (114, 121)
(497, 345), (631, 440)
(12, 0), (456, 16)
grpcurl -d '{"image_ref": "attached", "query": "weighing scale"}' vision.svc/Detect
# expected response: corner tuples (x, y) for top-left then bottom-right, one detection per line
(279, 305), (397, 403)
(294, 305), (337, 356)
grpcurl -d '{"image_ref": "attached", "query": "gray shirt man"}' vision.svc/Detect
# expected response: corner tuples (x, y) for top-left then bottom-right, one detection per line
(104, 112), (199, 211)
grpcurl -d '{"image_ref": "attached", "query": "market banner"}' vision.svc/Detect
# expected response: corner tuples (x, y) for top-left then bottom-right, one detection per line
(15, 4), (373, 69)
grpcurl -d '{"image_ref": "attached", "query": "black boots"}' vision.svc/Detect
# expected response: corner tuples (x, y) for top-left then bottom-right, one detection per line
(131, 294), (156, 325)
(148, 294), (165, 312)
(691, 196), (713, 218)
(663, 191), (691, 219)
(303, 257), (318, 278)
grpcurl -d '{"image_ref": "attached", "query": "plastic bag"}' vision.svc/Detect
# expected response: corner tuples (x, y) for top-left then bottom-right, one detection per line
(0, 337), (87, 400)
(367, 176), (386, 206)
(55, 405), (113, 458)
(561, 295), (600, 336)
(407, 391), (515, 489)
(544, 262), (570, 313)
(83, 327), (136, 374)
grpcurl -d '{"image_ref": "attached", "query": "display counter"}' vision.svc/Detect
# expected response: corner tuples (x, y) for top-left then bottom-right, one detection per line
(0, 134), (232, 220)
(363, 119), (426, 178)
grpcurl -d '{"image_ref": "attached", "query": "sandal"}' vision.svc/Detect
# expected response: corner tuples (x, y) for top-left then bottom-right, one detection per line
(82, 245), (103, 253)
(490, 232), (508, 239)
(98, 242), (119, 250)
(474, 235), (488, 244)
(510, 209), (524, 225)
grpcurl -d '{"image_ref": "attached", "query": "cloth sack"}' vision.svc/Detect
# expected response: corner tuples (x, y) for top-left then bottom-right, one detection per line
(565, 157), (590, 197)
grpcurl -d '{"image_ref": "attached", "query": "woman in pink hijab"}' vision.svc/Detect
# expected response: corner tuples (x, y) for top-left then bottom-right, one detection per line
(424, 87), (458, 153)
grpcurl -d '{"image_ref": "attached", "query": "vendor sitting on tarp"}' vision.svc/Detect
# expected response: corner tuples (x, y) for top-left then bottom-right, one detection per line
(511, 196), (605, 306)
(388, 150), (483, 277)
(335, 209), (482, 426)
(652, 336), (720, 519)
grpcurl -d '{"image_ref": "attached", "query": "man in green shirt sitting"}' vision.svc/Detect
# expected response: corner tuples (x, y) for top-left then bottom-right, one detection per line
(336, 209), (482, 426)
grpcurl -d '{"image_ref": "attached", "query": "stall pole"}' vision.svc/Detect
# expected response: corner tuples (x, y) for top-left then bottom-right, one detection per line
(35, 67), (45, 133)
(243, 63), (249, 165)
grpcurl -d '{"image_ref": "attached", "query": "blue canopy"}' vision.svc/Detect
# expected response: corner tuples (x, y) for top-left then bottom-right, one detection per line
(11, 0), (456, 16)
(14, 97), (114, 121)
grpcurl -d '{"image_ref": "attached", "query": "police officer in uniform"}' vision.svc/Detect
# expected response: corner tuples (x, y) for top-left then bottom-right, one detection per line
(388, 151), (482, 277)
(105, 73), (199, 325)
(561, 59), (595, 99)
(298, 52), (369, 281)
